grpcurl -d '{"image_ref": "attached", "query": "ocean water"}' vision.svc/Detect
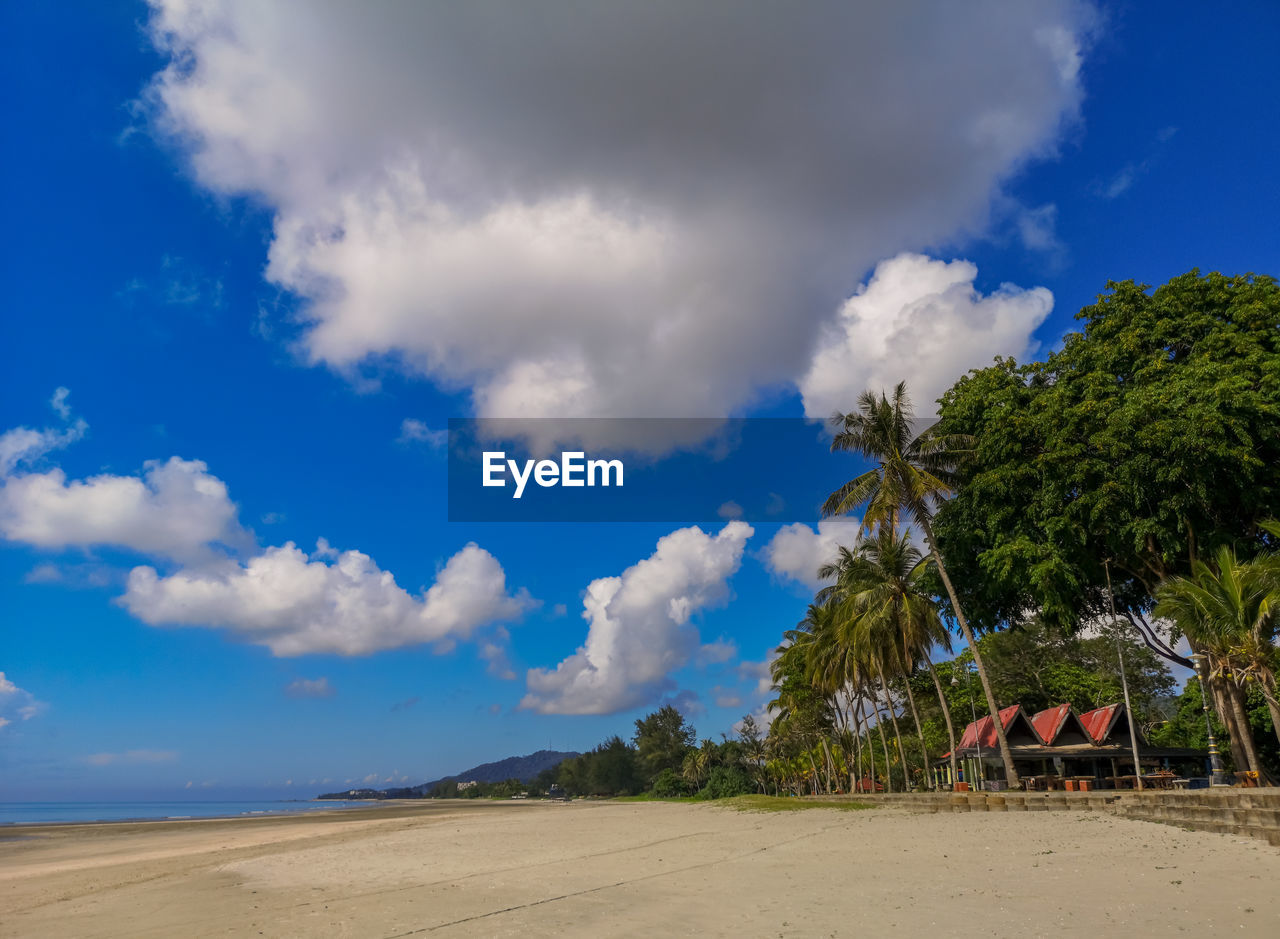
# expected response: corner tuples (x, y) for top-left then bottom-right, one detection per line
(0, 800), (373, 826)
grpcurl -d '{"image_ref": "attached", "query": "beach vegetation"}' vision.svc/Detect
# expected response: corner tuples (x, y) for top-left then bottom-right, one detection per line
(758, 270), (1278, 790)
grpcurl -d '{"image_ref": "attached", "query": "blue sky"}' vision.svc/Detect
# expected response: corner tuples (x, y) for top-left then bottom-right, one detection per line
(1, 1), (1277, 800)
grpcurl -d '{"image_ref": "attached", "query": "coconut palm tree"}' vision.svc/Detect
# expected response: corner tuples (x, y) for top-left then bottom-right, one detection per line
(1154, 544), (1279, 766)
(819, 527), (960, 787)
(822, 382), (1020, 787)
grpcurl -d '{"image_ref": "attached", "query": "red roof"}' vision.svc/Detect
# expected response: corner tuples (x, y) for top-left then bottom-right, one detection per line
(1030, 703), (1072, 745)
(956, 704), (1023, 751)
(1078, 704), (1122, 744)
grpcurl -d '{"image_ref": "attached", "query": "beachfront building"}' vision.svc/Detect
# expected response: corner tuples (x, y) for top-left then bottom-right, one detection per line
(935, 702), (1208, 791)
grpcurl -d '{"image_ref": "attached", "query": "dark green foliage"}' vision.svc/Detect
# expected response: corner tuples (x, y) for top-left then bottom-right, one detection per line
(909, 620), (1175, 757)
(932, 271), (1280, 644)
(1149, 679), (1279, 777)
(650, 767), (693, 797)
(633, 704), (697, 782)
(701, 765), (754, 799)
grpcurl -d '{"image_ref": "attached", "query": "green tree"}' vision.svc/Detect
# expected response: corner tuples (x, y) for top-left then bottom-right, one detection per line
(1154, 544), (1280, 774)
(931, 271), (1280, 654)
(820, 525), (959, 787)
(822, 382), (1021, 787)
(633, 705), (696, 783)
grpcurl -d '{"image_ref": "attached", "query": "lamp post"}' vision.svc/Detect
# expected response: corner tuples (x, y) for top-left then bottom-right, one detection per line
(968, 663), (984, 790)
(1189, 653), (1229, 787)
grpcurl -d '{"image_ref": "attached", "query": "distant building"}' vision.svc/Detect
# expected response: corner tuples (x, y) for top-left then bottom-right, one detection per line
(456, 780), (477, 791)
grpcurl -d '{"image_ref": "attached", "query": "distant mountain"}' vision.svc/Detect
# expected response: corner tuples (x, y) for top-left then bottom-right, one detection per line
(318, 749), (579, 800)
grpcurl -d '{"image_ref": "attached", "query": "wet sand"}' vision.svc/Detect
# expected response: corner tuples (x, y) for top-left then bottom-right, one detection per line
(2, 799), (1277, 937)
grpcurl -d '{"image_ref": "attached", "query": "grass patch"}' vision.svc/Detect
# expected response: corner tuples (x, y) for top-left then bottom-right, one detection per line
(613, 794), (875, 811)
(719, 795), (875, 813)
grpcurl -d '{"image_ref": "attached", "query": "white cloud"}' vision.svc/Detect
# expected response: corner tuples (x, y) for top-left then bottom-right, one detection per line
(713, 687), (743, 709)
(717, 500), (743, 520)
(697, 639), (737, 666)
(121, 540), (533, 657)
(521, 521), (752, 715)
(0, 420), (87, 476)
(0, 456), (251, 563)
(285, 677), (335, 698)
(763, 518), (862, 589)
(50, 387), (72, 421)
(0, 672), (44, 728)
(799, 253), (1053, 419)
(1016, 202), (1061, 253)
(478, 626), (517, 680)
(84, 749), (178, 766)
(398, 419), (447, 448)
(143, 2), (1089, 422)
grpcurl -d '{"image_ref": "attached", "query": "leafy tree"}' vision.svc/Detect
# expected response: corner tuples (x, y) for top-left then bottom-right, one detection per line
(737, 714), (768, 792)
(633, 705), (696, 782)
(822, 382), (1021, 786)
(650, 767), (692, 797)
(931, 271), (1280, 655)
(702, 764), (754, 799)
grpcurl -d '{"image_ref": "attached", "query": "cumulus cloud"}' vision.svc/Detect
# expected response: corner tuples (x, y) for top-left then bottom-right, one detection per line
(285, 677), (335, 698)
(0, 456), (252, 563)
(121, 540), (533, 657)
(143, 1), (1088, 421)
(763, 518), (863, 589)
(0, 672), (45, 729)
(800, 254), (1054, 419)
(521, 521), (752, 715)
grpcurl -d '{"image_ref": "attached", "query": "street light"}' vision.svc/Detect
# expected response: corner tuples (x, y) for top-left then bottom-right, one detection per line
(1189, 653), (1229, 787)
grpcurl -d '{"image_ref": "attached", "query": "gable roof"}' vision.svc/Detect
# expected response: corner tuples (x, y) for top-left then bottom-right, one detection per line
(955, 704), (1044, 751)
(1078, 703), (1146, 747)
(1030, 703), (1094, 746)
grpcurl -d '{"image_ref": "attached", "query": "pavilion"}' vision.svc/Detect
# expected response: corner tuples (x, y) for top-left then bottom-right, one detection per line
(934, 702), (1208, 790)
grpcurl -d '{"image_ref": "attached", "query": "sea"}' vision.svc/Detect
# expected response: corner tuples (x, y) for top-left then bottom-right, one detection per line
(0, 800), (373, 826)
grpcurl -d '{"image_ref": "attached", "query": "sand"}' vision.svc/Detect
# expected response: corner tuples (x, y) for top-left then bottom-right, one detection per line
(2, 799), (1278, 937)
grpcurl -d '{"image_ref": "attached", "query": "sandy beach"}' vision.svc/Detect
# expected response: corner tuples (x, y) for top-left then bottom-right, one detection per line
(2, 799), (1277, 937)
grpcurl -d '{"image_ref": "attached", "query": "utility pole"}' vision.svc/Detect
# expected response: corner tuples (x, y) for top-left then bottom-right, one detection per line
(1105, 560), (1144, 790)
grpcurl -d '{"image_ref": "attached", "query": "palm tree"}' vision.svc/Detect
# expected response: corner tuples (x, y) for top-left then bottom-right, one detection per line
(1154, 544), (1279, 767)
(822, 382), (1020, 787)
(819, 527), (960, 787)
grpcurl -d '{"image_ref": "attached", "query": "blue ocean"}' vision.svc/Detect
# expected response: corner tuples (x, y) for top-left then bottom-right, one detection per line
(0, 800), (373, 826)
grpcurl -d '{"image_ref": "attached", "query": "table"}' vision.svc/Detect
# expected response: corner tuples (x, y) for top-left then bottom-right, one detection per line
(1105, 775), (1138, 789)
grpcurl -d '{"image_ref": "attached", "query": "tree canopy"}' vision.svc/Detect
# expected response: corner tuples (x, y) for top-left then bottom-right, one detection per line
(931, 270), (1280, 657)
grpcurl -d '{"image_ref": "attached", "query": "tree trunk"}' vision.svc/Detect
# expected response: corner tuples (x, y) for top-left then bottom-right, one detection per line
(850, 698), (864, 792)
(1208, 673), (1247, 770)
(1226, 681), (1263, 774)
(901, 674), (932, 789)
(926, 660), (959, 788)
(1264, 695), (1280, 750)
(874, 702), (892, 793)
(883, 679), (912, 791)
(920, 517), (1020, 788)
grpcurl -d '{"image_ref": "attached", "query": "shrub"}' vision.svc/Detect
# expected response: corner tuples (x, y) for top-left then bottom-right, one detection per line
(650, 767), (693, 797)
(702, 765), (754, 799)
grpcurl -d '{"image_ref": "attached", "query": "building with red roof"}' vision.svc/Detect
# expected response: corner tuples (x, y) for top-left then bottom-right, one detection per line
(937, 702), (1207, 791)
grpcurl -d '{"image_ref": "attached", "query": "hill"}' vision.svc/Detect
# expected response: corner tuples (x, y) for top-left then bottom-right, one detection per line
(318, 749), (579, 800)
